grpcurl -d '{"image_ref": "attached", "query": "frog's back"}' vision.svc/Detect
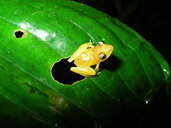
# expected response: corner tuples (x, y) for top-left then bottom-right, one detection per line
(74, 50), (99, 66)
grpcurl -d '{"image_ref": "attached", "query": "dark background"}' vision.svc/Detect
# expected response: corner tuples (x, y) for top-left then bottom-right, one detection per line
(76, 0), (171, 64)
(74, 0), (171, 128)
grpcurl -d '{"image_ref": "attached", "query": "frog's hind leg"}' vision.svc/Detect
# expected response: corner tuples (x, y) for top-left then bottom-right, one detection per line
(70, 66), (96, 77)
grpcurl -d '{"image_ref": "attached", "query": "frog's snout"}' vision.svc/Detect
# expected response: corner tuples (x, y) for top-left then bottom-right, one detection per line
(105, 45), (113, 57)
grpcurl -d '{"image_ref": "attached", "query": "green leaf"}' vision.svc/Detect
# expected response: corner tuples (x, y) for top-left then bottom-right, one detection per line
(0, 0), (170, 126)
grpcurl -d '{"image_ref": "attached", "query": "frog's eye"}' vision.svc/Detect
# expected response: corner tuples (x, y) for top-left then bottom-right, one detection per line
(98, 41), (104, 45)
(99, 52), (106, 60)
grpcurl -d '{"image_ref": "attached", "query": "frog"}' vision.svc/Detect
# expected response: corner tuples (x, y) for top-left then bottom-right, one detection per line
(67, 41), (113, 77)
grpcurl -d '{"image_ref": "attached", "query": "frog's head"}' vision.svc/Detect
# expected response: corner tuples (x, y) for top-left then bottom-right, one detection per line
(97, 42), (113, 62)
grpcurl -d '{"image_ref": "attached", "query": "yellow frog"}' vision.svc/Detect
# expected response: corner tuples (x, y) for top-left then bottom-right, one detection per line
(67, 42), (113, 77)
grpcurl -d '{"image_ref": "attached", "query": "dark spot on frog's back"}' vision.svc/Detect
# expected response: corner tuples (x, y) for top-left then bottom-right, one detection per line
(101, 55), (122, 71)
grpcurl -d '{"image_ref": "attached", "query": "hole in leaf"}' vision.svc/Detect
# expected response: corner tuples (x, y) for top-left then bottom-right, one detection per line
(14, 30), (24, 38)
(51, 58), (85, 85)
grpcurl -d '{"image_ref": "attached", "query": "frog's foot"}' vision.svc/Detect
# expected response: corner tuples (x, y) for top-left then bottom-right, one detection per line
(70, 66), (96, 77)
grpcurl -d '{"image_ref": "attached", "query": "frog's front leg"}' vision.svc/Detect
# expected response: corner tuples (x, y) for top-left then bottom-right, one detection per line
(95, 63), (100, 72)
(70, 66), (96, 76)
